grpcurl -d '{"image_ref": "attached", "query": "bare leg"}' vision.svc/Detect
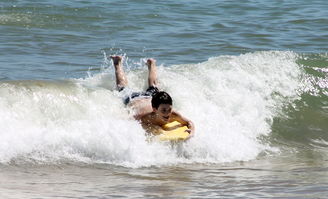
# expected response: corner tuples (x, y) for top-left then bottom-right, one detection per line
(110, 55), (128, 90)
(146, 58), (158, 87)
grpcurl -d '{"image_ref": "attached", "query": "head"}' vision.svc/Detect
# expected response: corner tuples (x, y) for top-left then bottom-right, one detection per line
(151, 91), (173, 122)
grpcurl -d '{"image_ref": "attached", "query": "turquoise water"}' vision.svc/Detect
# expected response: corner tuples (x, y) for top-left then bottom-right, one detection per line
(0, 0), (328, 198)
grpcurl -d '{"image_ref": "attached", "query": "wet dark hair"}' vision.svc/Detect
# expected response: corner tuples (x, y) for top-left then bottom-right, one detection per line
(151, 91), (172, 109)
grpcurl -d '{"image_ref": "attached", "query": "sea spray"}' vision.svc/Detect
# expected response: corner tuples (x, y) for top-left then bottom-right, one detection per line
(0, 51), (303, 167)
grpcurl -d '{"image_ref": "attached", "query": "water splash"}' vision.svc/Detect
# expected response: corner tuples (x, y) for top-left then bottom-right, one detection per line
(0, 51), (303, 167)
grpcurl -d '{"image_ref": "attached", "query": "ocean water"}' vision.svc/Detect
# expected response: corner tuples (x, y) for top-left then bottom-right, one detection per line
(0, 0), (327, 198)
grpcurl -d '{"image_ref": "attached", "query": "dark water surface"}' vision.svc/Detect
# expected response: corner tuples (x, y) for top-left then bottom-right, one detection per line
(1, 0), (327, 79)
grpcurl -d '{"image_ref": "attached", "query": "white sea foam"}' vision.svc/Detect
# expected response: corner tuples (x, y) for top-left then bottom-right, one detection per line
(0, 51), (302, 167)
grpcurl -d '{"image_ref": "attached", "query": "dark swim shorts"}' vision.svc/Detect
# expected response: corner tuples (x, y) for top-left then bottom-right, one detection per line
(120, 86), (159, 105)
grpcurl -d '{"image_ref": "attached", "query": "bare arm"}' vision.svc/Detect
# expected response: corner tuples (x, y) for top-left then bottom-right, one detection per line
(171, 110), (195, 138)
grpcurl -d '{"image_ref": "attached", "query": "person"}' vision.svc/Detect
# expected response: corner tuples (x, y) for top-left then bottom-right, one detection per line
(110, 55), (195, 139)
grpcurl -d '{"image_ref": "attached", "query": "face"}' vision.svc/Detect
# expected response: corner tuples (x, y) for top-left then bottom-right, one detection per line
(154, 104), (172, 122)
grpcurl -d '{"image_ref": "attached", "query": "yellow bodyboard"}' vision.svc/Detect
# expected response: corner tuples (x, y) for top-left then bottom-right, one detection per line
(159, 121), (190, 141)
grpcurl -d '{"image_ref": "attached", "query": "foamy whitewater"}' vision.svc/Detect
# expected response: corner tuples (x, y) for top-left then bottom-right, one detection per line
(0, 51), (302, 167)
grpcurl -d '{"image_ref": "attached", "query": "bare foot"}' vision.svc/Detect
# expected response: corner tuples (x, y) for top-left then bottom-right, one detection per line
(110, 55), (122, 67)
(146, 58), (156, 69)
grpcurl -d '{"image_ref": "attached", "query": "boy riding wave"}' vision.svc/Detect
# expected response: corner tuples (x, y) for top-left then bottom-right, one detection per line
(110, 55), (195, 139)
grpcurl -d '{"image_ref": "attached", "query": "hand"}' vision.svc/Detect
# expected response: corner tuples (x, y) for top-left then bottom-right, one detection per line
(185, 129), (194, 140)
